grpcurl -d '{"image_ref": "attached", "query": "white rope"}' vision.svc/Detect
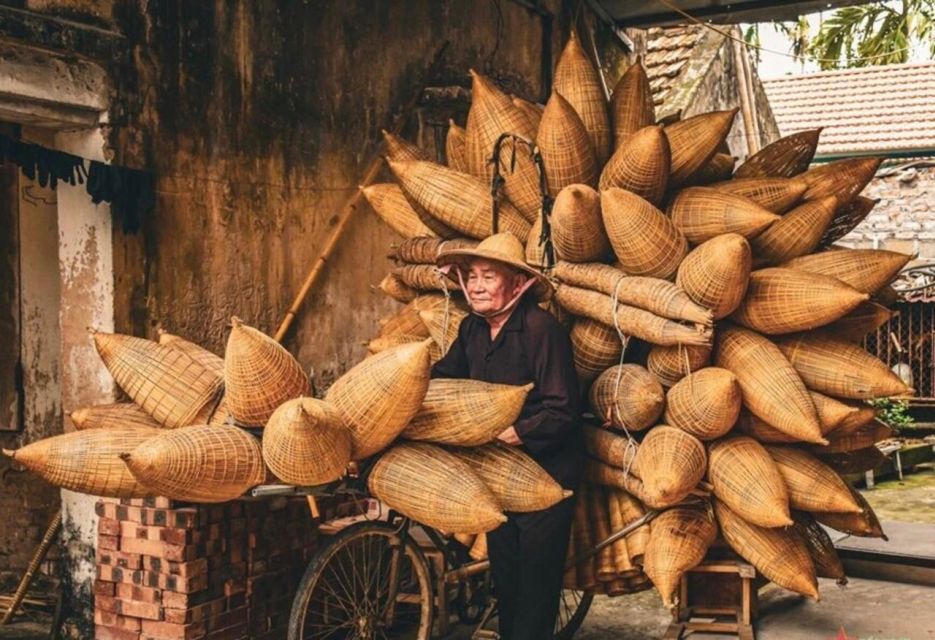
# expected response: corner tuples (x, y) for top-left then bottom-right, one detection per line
(609, 276), (639, 489)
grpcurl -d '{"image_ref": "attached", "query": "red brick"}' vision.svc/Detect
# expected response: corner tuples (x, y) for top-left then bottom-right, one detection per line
(96, 502), (199, 528)
(115, 582), (161, 604)
(99, 534), (120, 551)
(140, 619), (205, 640)
(120, 521), (194, 545)
(162, 597), (225, 625)
(95, 610), (142, 631)
(94, 579), (116, 596)
(97, 596), (163, 621)
(143, 557), (207, 578)
(95, 625), (140, 640)
(99, 518), (122, 536)
(97, 549), (143, 570)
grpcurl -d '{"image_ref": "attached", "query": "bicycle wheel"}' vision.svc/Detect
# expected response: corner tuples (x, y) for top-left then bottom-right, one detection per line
(288, 520), (433, 640)
(553, 589), (593, 640)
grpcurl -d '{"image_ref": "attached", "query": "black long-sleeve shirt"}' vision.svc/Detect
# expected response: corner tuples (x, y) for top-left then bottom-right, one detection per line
(431, 295), (583, 489)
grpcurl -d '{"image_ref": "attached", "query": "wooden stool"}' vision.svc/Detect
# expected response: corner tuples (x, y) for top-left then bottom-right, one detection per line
(663, 559), (759, 640)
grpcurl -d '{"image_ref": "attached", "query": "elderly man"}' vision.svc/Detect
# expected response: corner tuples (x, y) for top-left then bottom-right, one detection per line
(432, 232), (582, 640)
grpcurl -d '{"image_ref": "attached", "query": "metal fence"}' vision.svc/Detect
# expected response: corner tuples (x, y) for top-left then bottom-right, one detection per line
(864, 302), (935, 404)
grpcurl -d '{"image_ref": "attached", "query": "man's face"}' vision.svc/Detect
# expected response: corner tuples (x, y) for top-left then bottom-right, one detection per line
(465, 258), (527, 315)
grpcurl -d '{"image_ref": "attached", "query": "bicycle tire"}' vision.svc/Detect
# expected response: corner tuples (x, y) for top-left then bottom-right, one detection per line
(554, 589), (593, 640)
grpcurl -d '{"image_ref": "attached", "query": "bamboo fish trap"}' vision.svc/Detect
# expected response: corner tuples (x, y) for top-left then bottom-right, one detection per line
(71, 402), (160, 431)
(733, 128), (821, 179)
(599, 125), (670, 206)
(632, 426), (707, 509)
(610, 61), (655, 149)
(571, 318), (624, 385)
(589, 364), (665, 431)
(664, 110), (738, 187)
(550, 185), (610, 263)
(710, 177), (807, 213)
(362, 183), (437, 239)
(390, 237), (478, 265)
(792, 511), (847, 584)
(814, 486), (887, 539)
(157, 330), (224, 378)
(644, 503), (717, 608)
(735, 390), (860, 443)
(378, 273), (418, 303)
(766, 446), (862, 514)
(781, 248), (912, 295)
(800, 156), (883, 204)
(262, 398), (351, 486)
(668, 187), (780, 244)
(536, 91), (598, 195)
(601, 188), (688, 280)
(647, 344), (711, 388)
(664, 367), (742, 441)
(445, 120), (468, 173)
(708, 436), (792, 528)
(676, 234), (752, 320)
(553, 31), (611, 165)
(751, 195), (839, 266)
(382, 129), (431, 162)
(823, 301), (894, 343)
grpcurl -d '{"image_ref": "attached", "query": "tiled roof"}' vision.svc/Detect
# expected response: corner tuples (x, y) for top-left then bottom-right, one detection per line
(763, 62), (935, 158)
(643, 25), (706, 106)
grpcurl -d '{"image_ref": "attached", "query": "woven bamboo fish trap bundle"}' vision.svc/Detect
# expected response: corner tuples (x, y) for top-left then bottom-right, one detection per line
(601, 188), (687, 280)
(818, 446), (886, 475)
(262, 398), (351, 486)
(512, 97), (543, 132)
(832, 402), (878, 436)
(731, 268), (869, 335)
(610, 60), (655, 149)
(814, 486), (887, 539)
(668, 187), (780, 244)
(632, 426), (707, 509)
(122, 425), (266, 503)
(664, 109), (738, 187)
(223, 318), (310, 426)
(550, 185), (610, 263)
(536, 91), (598, 195)
(362, 184), (437, 239)
(598, 125), (670, 206)
(820, 195), (879, 248)
(766, 446), (862, 514)
(644, 503), (717, 608)
(445, 120), (468, 173)
(554, 32), (611, 165)
(157, 330), (224, 378)
(3, 427), (159, 498)
(781, 248), (911, 295)
(571, 484), (598, 590)
(555, 285), (711, 347)
(800, 156), (883, 204)
(612, 486), (651, 563)
(391, 237), (478, 265)
(733, 128), (821, 179)
(586, 458), (650, 505)
(590, 485), (618, 581)
(92, 331), (223, 430)
(554, 261), (711, 326)
(584, 425), (637, 468)
(382, 129), (431, 163)
(571, 318), (624, 384)
(690, 152), (735, 185)
(419, 307), (467, 357)
(376, 299), (432, 339)
(664, 367), (742, 441)
(708, 436), (792, 528)
(368, 442), (506, 533)
(402, 379), (531, 446)
(71, 402), (161, 431)
(450, 442), (572, 512)
(589, 365), (665, 431)
(814, 421), (893, 455)
(774, 332), (912, 400)
(714, 500), (819, 600)
(604, 489), (638, 575)
(710, 177), (807, 213)
(648, 344), (711, 388)
(824, 301), (893, 343)
(676, 234), (752, 320)
(736, 391), (860, 444)
(792, 511), (847, 584)
(326, 340), (431, 459)
(393, 264), (451, 292)
(377, 273), (418, 303)
(715, 325), (823, 443)
(751, 196), (839, 267)
(388, 159), (531, 240)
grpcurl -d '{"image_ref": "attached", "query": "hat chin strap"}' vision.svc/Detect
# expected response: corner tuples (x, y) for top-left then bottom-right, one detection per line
(443, 264), (538, 319)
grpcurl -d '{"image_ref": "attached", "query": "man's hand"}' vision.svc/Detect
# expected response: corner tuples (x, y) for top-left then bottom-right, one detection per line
(497, 426), (522, 446)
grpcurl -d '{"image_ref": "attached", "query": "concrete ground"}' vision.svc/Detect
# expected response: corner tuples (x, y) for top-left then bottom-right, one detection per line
(862, 466), (935, 524)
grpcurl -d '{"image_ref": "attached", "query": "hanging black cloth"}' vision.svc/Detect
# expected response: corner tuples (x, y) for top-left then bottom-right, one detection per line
(0, 134), (86, 189)
(87, 161), (154, 234)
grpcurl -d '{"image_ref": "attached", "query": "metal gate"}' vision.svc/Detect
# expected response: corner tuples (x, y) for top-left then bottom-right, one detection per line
(864, 302), (935, 404)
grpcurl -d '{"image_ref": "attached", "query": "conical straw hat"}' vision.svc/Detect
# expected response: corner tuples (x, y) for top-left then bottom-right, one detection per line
(377, 272), (418, 303)
(512, 96), (543, 132)
(445, 120), (468, 173)
(734, 128), (821, 179)
(781, 248), (911, 295)
(362, 183), (437, 239)
(714, 500), (819, 600)
(820, 195), (879, 248)
(708, 436), (792, 528)
(766, 446), (862, 514)
(157, 330), (224, 378)
(647, 344), (710, 388)
(436, 232), (552, 301)
(589, 364), (665, 431)
(710, 177), (807, 213)
(664, 367), (742, 441)
(644, 504), (717, 608)
(536, 91), (598, 196)
(791, 511), (847, 584)
(71, 402), (160, 431)
(676, 234), (752, 320)
(731, 268), (869, 335)
(223, 318), (310, 426)
(571, 318), (624, 385)
(751, 196), (839, 266)
(664, 110), (738, 187)
(601, 188), (687, 279)
(715, 325), (823, 443)
(800, 156), (883, 203)
(3, 427), (159, 498)
(262, 397), (351, 486)
(599, 126), (670, 206)
(122, 424), (266, 502)
(814, 486), (887, 539)
(669, 187), (780, 244)
(554, 31), (611, 165)
(449, 442), (572, 512)
(402, 378), (532, 446)
(368, 442), (507, 533)
(382, 129), (430, 162)
(632, 426), (707, 508)
(549, 184), (609, 263)
(610, 60), (655, 149)
(326, 340), (431, 459)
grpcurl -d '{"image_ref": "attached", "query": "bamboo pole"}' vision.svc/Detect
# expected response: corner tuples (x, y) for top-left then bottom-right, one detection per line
(732, 35), (759, 157)
(0, 510), (61, 625)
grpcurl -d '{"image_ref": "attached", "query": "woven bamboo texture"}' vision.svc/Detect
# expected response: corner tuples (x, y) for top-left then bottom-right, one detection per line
(419, 307), (467, 357)
(690, 152), (735, 185)
(800, 156), (883, 204)
(715, 326), (822, 443)
(326, 340), (431, 459)
(584, 424), (636, 468)
(382, 129), (431, 163)
(604, 487), (635, 575)
(664, 110), (737, 187)
(823, 301), (894, 343)
(751, 196), (839, 266)
(262, 397), (351, 486)
(733, 128), (821, 179)
(362, 183), (437, 239)
(586, 459), (651, 507)
(874, 284), (901, 307)
(555, 285), (711, 346)
(676, 234), (752, 319)
(664, 367), (742, 441)
(525, 216), (549, 268)
(708, 436), (791, 528)
(157, 331), (224, 378)
(122, 425), (267, 503)
(391, 237), (477, 265)
(571, 484), (597, 590)
(445, 120), (468, 173)
(647, 344), (711, 387)
(469, 532), (488, 561)
(710, 177), (807, 213)
(571, 318), (624, 384)
(223, 318), (310, 426)
(376, 299), (433, 339)
(738, 391), (858, 444)
(550, 185), (610, 263)
(378, 273), (418, 303)
(781, 248), (911, 295)
(818, 446), (886, 475)
(393, 264), (451, 292)
(93, 331), (223, 430)
(731, 268), (869, 335)
(71, 402), (161, 431)
(554, 32), (611, 165)
(402, 378), (531, 446)
(368, 442), (506, 533)
(815, 421), (894, 454)
(766, 446), (862, 514)
(3, 427), (159, 498)
(791, 511), (847, 583)
(601, 188), (688, 279)
(832, 403), (878, 436)
(598, 125), (670, 206)
(554, 261), (711, 326)
(714, 500), (819, 599)
(820, 195), (879, 248)
(814, 486), (887, 539)
(669, 187), (780, 244)
(610, 61), (655, 149)
(589, 364), (665, 431)
(632, 426), (707, 508)
(537, 91), (598, 195)
(512, 97), (543, 132)
(450, 442), (571, 512)
(368, 333), (423, 355)
(610, 486), (650, 562)
(590, 484), (617, 581)
(775, 332), (912, 400)
(644, 504), (717, 608)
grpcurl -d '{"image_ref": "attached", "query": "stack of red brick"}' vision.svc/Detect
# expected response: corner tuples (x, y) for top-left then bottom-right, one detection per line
(94, 496), (324, 640)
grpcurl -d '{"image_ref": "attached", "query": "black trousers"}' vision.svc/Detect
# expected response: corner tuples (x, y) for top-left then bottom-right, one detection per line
(487, 496), (576, 640)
